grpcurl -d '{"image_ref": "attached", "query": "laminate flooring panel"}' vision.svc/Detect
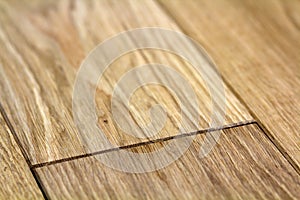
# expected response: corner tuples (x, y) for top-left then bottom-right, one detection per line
(158, 0), (300, 170)
(0, 0), (252, 164)
(36, 124), (300, 200)
(0, 106), (43, 199)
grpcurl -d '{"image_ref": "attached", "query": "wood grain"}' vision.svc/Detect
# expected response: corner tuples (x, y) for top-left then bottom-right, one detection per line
(36, 124), (300, 200)
(158, 0), (300, 170)
(0, 108), (43, 199)
(0, 0), (252, 164)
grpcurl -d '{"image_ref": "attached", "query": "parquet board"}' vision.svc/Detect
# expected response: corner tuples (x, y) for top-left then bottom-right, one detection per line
(0, 107), (43, 199)
(36, 124), (300, 200)
(0, 0), (252, 164)
(158, 0), (300, 170)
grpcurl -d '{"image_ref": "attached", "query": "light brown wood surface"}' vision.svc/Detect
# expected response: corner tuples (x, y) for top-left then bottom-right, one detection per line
(36, 124), (300, 200)
(0, 0), (252, 164)
(0, 0), (299, 199)
(0, 106), (43, 199)
(158, 0), (300, 170)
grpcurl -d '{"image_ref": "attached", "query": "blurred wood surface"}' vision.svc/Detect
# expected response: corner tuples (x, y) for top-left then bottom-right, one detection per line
(0, 0), (299, 199)
(36, 125), (300, 200)
(0, 0), (251, 164)
(159, 0), (300, 171)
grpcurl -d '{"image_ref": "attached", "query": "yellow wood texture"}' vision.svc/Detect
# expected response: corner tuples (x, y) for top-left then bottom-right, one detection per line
(36, 124), (300, 200)
(158, 0), (300, 170)
(0, 0), (252, 164)
(0, 109), (43, 199)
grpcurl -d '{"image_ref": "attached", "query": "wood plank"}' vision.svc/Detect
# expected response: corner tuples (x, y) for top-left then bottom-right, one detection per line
(0, 0), (252, 164)
(158, 0), (300, 169)
(36, 124), (300, 199)
(0, 107), (43, 199)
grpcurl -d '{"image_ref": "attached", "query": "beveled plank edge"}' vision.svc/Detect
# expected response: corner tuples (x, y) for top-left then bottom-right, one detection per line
(0, 103), (49, 200)
(155, 0), (300, 175)
(32, 120), (256, 169)
(255, 121), (300, 174)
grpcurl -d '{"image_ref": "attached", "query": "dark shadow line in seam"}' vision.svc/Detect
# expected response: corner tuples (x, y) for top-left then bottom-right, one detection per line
(255, 121), (300, 174)
(31, 168), (50, 200)
(32, 120), (256, 169)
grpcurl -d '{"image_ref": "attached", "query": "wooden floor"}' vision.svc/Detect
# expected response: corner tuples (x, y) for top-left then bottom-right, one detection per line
(0, 0), (299, 199)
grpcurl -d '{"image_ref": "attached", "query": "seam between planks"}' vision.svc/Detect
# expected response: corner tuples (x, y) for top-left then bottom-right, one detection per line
(155, 0), (300, 176)
(255, 121), (300, 174)
(0, 103), (50, 200)
(31, 120), (256, 169)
